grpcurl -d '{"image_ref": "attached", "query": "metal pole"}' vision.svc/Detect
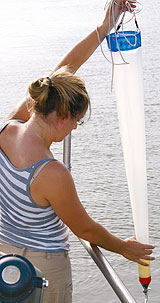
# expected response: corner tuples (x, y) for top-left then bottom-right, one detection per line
(63, 133), (72, 171)
(63, 134), (137, 303)
(80, 240), (137, 303)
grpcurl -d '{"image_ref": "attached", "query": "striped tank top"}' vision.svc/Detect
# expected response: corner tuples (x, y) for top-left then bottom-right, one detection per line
(0, 120), (69, 252)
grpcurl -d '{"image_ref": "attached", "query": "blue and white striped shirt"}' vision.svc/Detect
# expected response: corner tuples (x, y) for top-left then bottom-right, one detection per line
(0, 121), (69, 252)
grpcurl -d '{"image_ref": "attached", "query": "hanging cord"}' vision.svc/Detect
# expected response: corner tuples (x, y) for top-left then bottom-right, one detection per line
(96, 0), (142, 90)
(106, 0), (142, 59)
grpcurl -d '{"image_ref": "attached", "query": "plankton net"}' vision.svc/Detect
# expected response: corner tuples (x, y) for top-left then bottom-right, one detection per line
(97, 1), (151, 301)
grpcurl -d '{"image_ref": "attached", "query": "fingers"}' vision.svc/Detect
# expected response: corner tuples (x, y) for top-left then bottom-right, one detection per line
(135, 245), (155, 266)
(143, 255), (155, 261)
(140, 253), (155, 261)
(116, 0), (137, 11)
(137, 259), (151, 266)
(135, 254), (155, 265)
(143, 244), (155, 250)
(130, 253), (155, 266)
(140, 245), (155, 254)
(127, 236), (155, 250)
(137, 255), (155, 266)
(123, 237), (155, 265)
(125, 1), (137, 12)
(140, 245), (155, 259)
(138, 243), (155, 258)
(144, 249), (154, 256)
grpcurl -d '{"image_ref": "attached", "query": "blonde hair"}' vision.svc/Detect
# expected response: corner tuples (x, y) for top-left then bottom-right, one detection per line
(28, 66), (91, 120)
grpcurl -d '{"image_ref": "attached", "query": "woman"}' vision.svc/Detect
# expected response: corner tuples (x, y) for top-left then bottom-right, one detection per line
(0, 1), (155, 303)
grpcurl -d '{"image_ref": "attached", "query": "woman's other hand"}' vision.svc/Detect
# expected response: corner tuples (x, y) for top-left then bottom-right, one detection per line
(121, 236), (155, 265)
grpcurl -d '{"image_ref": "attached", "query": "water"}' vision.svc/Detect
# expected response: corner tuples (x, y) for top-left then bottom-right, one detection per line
(0, 0), (160, 302)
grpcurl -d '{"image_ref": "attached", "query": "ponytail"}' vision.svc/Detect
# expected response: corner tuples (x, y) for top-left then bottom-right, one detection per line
(28, 66), (90, 119)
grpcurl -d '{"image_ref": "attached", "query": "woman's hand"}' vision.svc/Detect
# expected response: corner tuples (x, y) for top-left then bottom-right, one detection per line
(121, 236), (155, 265)
(100, 0), (137, 36)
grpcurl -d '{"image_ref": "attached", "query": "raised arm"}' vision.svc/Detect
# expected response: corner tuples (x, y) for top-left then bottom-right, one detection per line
(6, 0), (136, 122)
(52, 0), (136, 74)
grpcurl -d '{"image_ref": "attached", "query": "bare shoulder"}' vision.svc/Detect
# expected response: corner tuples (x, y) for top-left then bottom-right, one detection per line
(43, 160), (75, 192)
(41, 159), (93, 238)
(0, 120), (18, 150)
(5, 98), (31, 122)
(29, 159), (76, 208)
(45, 160), (72, 179)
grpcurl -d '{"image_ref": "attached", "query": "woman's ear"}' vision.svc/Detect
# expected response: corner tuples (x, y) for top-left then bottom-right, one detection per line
(57, 115), (67, 128)
(57, 118), (64, 126)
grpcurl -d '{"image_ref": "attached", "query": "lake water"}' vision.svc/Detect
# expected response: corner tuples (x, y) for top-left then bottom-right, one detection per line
(0, 0), (160, 302)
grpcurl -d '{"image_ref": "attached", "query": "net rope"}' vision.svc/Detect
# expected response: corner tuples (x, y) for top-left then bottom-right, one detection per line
(96, 0), (142, 89)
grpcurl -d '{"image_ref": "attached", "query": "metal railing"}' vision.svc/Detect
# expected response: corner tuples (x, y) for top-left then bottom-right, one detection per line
(63, 134), (137, 303)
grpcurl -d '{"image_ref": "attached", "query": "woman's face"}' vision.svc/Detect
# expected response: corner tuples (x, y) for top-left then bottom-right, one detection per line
(63, 112), (84, 133)
(54, 112), (85, 142)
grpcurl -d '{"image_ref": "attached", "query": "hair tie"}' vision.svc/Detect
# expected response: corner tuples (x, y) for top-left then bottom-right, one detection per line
(46, 77), (52, 88)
